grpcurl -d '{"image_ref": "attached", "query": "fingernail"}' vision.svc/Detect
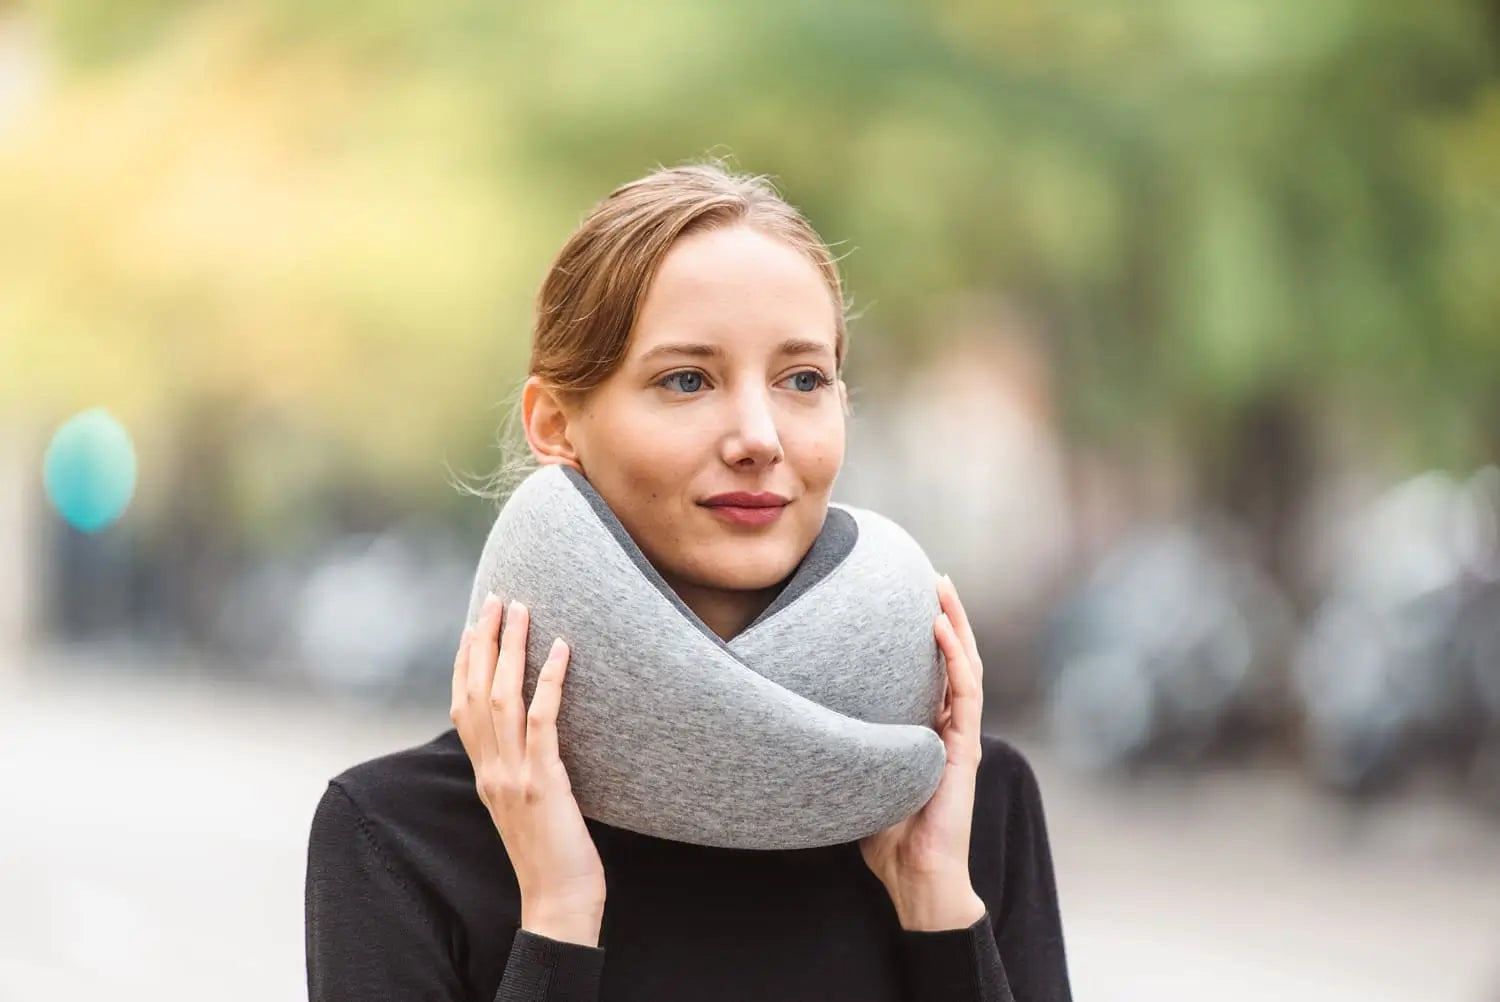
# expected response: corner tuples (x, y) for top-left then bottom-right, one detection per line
(483, 591), (499, 610)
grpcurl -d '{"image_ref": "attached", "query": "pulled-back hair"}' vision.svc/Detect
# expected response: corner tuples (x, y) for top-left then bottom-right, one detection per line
(531, 162), (847, 400)
(456, 160), (848, 504)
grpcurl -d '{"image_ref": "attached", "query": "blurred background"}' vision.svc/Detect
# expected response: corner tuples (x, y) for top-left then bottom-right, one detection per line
(2, 0), (1499, 999)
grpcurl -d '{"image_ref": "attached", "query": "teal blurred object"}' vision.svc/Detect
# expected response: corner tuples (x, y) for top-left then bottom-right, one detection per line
(42, 407), (138, 533)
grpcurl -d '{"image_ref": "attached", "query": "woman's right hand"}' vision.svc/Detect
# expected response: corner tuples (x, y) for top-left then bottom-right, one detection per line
(451, 592), (606, 947)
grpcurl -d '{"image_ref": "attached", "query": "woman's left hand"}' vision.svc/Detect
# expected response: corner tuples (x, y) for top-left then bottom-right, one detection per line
(859, 574), (989, 931)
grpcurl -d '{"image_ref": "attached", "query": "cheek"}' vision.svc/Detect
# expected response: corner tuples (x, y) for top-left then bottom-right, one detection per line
(588, 408), (679, 485)
(607, 444), (693, 529)
(795, 422), (845, 488)
(822, 433), (847, 472)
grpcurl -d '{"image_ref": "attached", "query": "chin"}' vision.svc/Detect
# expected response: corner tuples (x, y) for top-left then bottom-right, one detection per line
(693, 541), (805, 592)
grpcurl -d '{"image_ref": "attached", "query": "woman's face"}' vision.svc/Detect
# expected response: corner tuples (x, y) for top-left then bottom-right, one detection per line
(564, 224), (846, 608)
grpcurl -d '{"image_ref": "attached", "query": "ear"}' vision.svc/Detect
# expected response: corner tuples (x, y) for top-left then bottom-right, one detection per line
(521, 376), (583, 468)
(836, 377), (852, 417)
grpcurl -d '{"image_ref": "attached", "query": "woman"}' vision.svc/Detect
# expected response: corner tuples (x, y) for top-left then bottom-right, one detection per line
(304, 162), (1072, 1002)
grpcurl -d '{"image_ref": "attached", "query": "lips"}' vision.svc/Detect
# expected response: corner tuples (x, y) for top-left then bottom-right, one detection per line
(701, 492), (790, 509)
(700, 492), (790, 528)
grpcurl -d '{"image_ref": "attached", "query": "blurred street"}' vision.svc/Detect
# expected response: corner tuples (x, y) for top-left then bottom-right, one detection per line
(2, 647), (1497, 1002)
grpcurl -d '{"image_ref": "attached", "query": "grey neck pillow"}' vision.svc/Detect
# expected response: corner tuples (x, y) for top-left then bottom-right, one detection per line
(463, 464), (947, 850)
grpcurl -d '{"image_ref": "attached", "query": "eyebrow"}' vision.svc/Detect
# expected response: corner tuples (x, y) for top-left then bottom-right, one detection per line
(637, 338), (835, 364)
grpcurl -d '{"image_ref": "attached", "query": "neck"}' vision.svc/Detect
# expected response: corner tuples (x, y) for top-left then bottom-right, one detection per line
(667, 579), (781, 641)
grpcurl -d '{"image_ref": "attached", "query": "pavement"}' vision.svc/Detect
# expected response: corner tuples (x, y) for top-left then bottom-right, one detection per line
(2, 647), (1498, 1002)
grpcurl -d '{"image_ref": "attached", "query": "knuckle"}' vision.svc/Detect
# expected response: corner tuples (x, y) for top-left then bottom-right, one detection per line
(518, 773), (548, 804)
(480, 769), (520, 801)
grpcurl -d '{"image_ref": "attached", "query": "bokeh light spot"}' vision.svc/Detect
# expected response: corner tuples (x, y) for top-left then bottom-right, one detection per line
(43, 407), (138, 533)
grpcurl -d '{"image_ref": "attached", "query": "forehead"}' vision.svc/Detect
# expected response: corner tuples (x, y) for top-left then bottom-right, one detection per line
(628, 224), (839, 353)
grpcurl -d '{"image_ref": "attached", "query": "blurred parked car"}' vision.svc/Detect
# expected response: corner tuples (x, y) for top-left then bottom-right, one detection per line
(217, 517), (475, 706)
(1292, 467), (1500, 799)
(1036, 519), (1295, 774)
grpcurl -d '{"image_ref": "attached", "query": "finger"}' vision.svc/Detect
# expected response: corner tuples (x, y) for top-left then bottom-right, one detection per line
(936, 612), (981, 757)
(450, 626), (473, 725)
(465, 593), (505, 767)
(934, 701), (952, 735)
(525, 638), (571, 766)
(938, 575), (982, 685)
(491, 600), (530, 770)
(938, 575), (979, 663)
(933, 668), (953, 730)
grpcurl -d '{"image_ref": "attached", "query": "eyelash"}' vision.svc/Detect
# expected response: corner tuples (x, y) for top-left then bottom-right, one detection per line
(657, 369), (834, 394)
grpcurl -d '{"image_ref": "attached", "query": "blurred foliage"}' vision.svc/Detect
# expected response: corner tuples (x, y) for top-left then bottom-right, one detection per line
(3, 0), (1498, 521)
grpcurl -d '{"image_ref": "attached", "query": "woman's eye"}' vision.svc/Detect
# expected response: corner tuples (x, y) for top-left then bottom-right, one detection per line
(660, 370), (706, 393)
(785, 370), (829, 393)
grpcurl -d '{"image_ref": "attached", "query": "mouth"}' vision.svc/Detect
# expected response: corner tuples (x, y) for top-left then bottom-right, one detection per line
(699, 492), (791, 528)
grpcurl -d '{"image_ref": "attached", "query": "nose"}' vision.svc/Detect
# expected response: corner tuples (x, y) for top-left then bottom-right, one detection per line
(721, 385), (783, 468)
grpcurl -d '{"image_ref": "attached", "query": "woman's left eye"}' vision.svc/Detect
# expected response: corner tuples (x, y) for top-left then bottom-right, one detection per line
(783, 370), (830, 392)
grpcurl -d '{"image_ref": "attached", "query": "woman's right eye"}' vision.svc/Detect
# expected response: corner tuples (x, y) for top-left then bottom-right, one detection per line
(659, 370), (707, 393)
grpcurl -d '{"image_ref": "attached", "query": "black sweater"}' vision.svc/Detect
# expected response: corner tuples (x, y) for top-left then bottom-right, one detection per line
(304, 729), (1072, 1002)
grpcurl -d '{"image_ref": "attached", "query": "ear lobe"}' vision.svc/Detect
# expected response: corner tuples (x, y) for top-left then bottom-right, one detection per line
(521, 376), (582, 467)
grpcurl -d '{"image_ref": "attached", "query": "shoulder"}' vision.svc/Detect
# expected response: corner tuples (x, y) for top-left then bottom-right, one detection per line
(323, 727), (473, 813)
(971, 733), (1052, 855)
(969, 733), (1059, 909)
(976, 732), (1045, 806)
(310, 728), (494, 868)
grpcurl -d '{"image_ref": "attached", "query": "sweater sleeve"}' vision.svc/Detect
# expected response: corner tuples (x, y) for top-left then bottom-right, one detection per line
(894, 743), (1072, 1002)
(305, 781), (605, 1002)
(896, 911), (1012, 1002)
(495, 930), (606, 1002)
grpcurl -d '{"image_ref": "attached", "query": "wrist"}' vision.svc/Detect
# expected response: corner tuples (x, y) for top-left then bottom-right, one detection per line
(521, 898), (605, 948)
(888, 882), (987, 932)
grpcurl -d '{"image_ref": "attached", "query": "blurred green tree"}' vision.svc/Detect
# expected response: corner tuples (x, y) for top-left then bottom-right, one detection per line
(3, 0), (1497, 584)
